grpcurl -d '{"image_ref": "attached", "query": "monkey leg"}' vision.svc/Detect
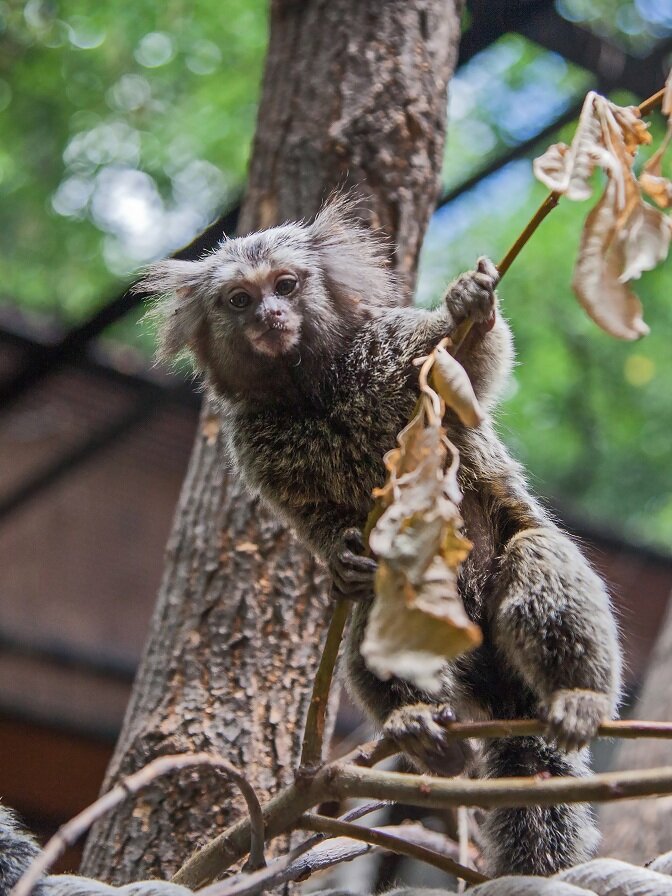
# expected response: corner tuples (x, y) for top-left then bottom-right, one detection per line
(478, 736), (599, 876)
(488, 527), (621, 751)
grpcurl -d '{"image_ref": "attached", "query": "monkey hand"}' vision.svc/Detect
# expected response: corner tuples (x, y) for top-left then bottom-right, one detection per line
(444, 256), (499, 331)
(541, 688), (611, 752)
(384, 703), (472, 776)
(329, 527), (377, 602)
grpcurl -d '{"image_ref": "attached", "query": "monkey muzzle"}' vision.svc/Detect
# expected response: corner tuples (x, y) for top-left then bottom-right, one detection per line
(249, 298), (300, 357)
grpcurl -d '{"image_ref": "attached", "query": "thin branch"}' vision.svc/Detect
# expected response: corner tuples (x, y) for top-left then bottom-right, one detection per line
(389, 718), (672, 743)
(12, 753), (266, 896)
(197, 801), (389, 896)
(298, 812), (488, 885)
(300, 598), (351, 767)
(336, 736), (399, 767)
(638, 86), (666, 117)
(175, 716), (672, 888)
(173, 776), (323, 889)
(497, 191), (560, 278)
(331, 762), (672, 810)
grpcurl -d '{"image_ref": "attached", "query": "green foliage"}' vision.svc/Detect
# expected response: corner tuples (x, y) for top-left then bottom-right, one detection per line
(0, 0), (266, 321)
(2, 3), (672, 549)
(419, 112), (672, 551)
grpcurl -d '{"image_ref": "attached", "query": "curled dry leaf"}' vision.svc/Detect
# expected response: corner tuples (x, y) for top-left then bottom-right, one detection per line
(535, 85), (672, 339)
(664, 66), (672, 120)
(431, 346), (484, 428)
(533, 92), (604, 200)
(572, 181), (650, 340)
(363, 347), (482, 693)
(639, 127), (672, 209)
(362, 557), (480, 693)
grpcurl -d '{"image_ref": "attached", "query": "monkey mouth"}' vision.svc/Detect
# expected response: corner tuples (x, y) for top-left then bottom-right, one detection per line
(250, 325), (299, 357)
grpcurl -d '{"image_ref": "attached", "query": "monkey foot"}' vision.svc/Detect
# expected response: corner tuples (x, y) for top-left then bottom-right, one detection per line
(541, 688), (611, 752)
(384, 703), (472, 776)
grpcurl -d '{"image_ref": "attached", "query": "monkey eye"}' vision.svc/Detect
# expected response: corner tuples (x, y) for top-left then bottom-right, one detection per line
(275, 276), (298, 297)
(229, 291), (251, 310)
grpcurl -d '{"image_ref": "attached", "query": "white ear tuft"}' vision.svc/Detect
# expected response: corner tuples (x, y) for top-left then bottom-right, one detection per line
(136, 259), (207, 362)
(308, 192), (398, 308)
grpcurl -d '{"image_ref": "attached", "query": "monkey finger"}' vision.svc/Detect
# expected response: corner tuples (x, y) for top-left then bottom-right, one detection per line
(472, 271), (496, 289)
(334, 549), (377, 577)
(476, 256), (500, 284)
(342, 527), (367, 553)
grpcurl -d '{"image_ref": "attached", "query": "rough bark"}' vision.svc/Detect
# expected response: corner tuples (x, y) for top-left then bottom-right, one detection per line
(81, 0), (464, 882)
(599, 592), (672, 862)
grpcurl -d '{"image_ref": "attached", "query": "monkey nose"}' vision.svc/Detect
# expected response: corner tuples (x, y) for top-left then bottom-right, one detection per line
(256, 300), (286, 325)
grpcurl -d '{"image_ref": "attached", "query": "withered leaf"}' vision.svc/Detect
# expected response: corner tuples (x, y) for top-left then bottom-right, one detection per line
(533, 92), (603, 200)
(431, 346), (484, 428)
(663, 67), (672, 120)
(361, 559), (481, 694)
(619, 196), (672, 282)
(639, 126), (672, 209)
(363, 345), (482, 692)
(572, 179), (651, 340)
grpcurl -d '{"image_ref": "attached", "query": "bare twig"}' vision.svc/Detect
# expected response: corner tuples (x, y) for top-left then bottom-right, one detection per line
(176, 713), (672, 888)
(497, 192), (560, 278)
(300, 598), (351, 767)
(332, 762), (672, 810)
(12, 753), (266, 896)
(336, 736), (399, 767)
(198, 801), (389, 896)
(405, 718), (672, 742)
(173, 777), (323, 889)
(298, 812), (488, 885)
(174, 717), (672, 888)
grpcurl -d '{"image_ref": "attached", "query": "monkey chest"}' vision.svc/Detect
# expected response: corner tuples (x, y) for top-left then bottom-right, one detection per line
(231, 390), (414, 512)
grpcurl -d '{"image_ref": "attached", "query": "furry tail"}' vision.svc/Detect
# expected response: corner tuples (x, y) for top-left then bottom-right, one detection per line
(0, 805), (42, 896)
(479, 737), (599, 876)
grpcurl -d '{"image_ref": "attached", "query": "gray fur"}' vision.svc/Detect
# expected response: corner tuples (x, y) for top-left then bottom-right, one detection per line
(0, 805), (43, 896)
(145, 196), (622, 877)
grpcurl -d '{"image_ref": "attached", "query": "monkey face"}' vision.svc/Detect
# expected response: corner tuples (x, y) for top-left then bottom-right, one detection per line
(215, 266), (304, 358)
(142, 194), (397, 397)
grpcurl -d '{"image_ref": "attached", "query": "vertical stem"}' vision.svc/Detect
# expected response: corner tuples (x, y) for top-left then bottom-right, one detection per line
(300, 600), (351, 768)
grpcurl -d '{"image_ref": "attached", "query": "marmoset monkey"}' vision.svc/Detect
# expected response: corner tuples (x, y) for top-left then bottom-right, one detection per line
(143, 197), (621, 877)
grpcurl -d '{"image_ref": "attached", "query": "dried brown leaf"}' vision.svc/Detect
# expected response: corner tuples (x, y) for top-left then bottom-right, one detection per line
(639, 125), (672, 209)
(533, 92), (603, 200)
(610, 104), (652, 155)
(533, 93), (651, 202)
(361, 559), (481, 693)
(572, 180), (652, 340)
(620, 196), (672, 281)
(364, 346), (482, 692)
(431, 346), (484, 428)
(664, 67), (672, 120)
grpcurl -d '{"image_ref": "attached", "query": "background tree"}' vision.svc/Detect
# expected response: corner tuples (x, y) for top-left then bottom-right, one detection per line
(80, 0), (465, 881)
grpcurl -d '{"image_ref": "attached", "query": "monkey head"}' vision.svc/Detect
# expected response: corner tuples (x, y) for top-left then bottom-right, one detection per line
(140, 195), (397, 400)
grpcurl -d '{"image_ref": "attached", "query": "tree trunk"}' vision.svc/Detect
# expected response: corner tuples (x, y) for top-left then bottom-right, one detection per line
(599, 593), (672, 862)
(81, 0), (464, 882)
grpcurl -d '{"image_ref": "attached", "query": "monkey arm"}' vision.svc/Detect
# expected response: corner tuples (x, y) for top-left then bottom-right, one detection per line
(375, 259), (513, 408)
